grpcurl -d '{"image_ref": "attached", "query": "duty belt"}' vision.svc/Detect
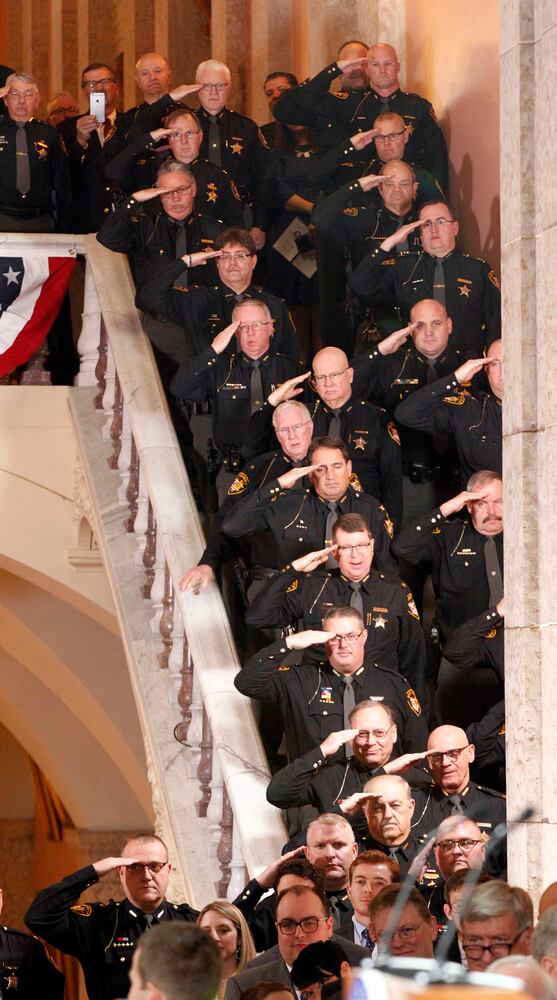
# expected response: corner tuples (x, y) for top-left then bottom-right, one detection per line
(0, 203), (52, 219)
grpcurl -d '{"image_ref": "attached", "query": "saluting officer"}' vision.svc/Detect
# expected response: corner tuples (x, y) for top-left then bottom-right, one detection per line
(0, 73), (70, 231)
(276, 44), (448, 190)
(24, 835), (197, 1000)
(350, 200), (501, 356)
(392, 470), (504, 645)
(171, 299), (301, 499)
(136, 226), (298, 358)
(103, 108), (244, 227)
(222, 437), (398, 574)
(395, 339), (503, 487)
(235, 607), (428, 762)
(246, 512), (426, 700)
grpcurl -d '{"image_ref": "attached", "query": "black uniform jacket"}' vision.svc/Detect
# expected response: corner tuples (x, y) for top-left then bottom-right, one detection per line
(350, 247), (501, 356)
(234, 639), (428, 760)
(411, 780), (506, 841)
(0, 925), (64, 999)
(222, 481), (397, 573)
(0, 115), (70, 225)
(136, 256), (299, 358)
(391, 508), (504, 643)
(395, 374), (502, 486)
(245, 564), (426, 699)
(24, 865), (197, 1000)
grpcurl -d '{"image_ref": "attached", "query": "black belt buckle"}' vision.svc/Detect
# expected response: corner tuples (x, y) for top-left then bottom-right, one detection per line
(407, 463), (432, 484)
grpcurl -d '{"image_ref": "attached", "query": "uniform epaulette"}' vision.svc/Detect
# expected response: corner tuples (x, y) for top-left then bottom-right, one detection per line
(399, 250), (420, 256)
(476, 784), (506, 799)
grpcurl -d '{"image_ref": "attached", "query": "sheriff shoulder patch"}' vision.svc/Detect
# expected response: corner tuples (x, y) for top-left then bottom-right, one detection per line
(406, 592), (420, 620)
(349, 472), (363, 493)
(383, 511), (394, 539)
(484, 628), (497, 639)
(387, 420), (401, 445)
(488, 270), (500, 289)
(71, 904), (93, 917)
(286, 579), (299, 593)
(333, 90), (350, 99)
(442, 395), (466, 405)
(343, 207), (359, 216)
(406, 688), (422, 716)
(228, 472), (249, 495)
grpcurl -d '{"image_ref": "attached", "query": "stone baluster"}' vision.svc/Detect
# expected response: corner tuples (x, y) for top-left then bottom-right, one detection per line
(101, 340), (116, 437)
(228, 820), (248, 901)
(187, 669), (203, 775)
(142, 501), (156, 599)
(133, 461), (149, 563)
(175, 634), (193, 745)
(125, 436), (139, 533)
(149, 523), (165, 632)
(94, 318), (108, 410)
(109, 374), (123, 471)
(158, 561), (174, 670)
(116, 404), (132, 505)
(196, 708), (213, 817)
(76, 258), (102, 387)
(217, 787), (233, 898)
(206, 750), (224, 859)
(167, 586), (185, 699)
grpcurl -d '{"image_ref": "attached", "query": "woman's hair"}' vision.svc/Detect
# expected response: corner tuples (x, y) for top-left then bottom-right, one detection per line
(240, 983), (295, 1000)
(197, 899), (256, 971)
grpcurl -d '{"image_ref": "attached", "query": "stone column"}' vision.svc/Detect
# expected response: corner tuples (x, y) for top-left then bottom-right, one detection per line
(501, 1), (557, 901)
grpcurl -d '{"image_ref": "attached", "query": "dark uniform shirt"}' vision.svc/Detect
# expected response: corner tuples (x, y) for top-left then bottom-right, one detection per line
(395, 374), (502, 487)
(136, 256), (299, 358)
(58, 112), (127, 232)
(101, 131), (244, 226)
(443, 608), (504, 681)
(275, 64), (448, 190)
(234, 639), (428, 760)
(411, 780), (506, 842)
(391, 508), (504, 643)
(0, 925), (64, 999)
(0, 115), (70, 225)
(171, 345), (301, 455)
(222, 481), (397, 573)
(24, 865), (197, 1000)
(97, 196), (222, 288)
(197, 106), (269, 226)
(350, 247), (501, 356)
(245, 564), (426, 699)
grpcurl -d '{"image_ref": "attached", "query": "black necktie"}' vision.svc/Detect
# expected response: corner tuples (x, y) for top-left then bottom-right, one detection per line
(396, 213), (409, 251)
(249, 359), (264, 413)
(432, 258), (446, 307)
(16, 124), (31, 196)
(143, 912), (156, 930)
(325, 501), (340, 567)
(207, 115), (222, 166)
(327, 894), (342, 929)
(348, 580), (363, 619)
(175, 220), (188, 259)
(341, 676), (356, 756)
(448, 794), (464, 815)
(328, 409), (342, 439)
(426, 359), (438, 385)
(484, 537), (503, 604)
(387, 847), (399, 860)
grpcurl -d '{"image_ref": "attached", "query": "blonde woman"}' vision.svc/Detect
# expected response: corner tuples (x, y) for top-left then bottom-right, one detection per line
(198, 900), (256, 998)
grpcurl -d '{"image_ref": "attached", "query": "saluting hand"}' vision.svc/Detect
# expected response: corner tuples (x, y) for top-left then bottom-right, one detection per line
(170, 83), (203, 102)
(378, 323), (416, 356)
(267, 370), (311, 408)
(277, 463), (316, 490)
(211, 320), (240, 355)
(379, 218), (422, 253)
(350, 128), (380, 151)
(319, 729), (359, 757)
(439, 490), (487, 518)
(285, 629), (336, 650)
(291, 546), (336, 574)
(455, 357), (493, 384)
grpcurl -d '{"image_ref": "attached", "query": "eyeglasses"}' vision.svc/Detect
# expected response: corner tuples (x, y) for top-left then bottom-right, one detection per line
(237, 321), (271, 333)
(200, 82), (228, 92)
(381, 922), (424, 942)
(375, 130), (406, 142)
(220, 252), (252, 261)
(336, 542), (371, 554)
(50, 105), (79, 116)
(312, 367), (349, 384)
(82, 78), (116, 90)
(462, 932), (528, 962)
(171, 129), (201, 138)
(7, 89), (37, 100)
(354, 726), (394, 744)
(277, 917), (329, 935)
(428, 745), (469, 766)
(127, 861), (168, 874)
(420, 217), (455, 230)
(327, 630), (364, 645)
(275, 421), (311, 437)
(158, 184), (194, 198)
(436, 838), (482, 853)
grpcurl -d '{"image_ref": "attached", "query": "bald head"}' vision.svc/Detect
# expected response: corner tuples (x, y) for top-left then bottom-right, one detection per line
(135, 52), (171, 102)
(427, 726), (474, 793)
(410, 298), (452, 359)
(366, 44), (400, 95)
(312, 347), (353, 408)
(362, 775), (414, 847)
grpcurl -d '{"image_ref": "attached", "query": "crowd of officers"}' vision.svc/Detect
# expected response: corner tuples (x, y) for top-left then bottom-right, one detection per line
(0, 38), (513, 1000)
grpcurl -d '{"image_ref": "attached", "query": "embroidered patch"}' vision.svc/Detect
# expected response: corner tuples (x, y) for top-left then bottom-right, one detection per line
(71, 904), (93, 917)
(406, 593), (420, 620)
(406, 687), (422, 716)
(484, 628), (497, 639)
(387, 421), (401, 445)
(228, 472), (249, 495)
(286, 579), (299, 593)
(488, 270), (500, 290)
(442, 395), (466, 405)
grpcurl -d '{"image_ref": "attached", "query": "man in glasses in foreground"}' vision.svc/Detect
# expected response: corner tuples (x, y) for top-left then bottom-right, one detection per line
(349, 199), (501, 356)
(411, 724), (506, 842)
(369, 883), (438, 959)
(459, 881), (533, 971)
(24, 834), (197, 1000)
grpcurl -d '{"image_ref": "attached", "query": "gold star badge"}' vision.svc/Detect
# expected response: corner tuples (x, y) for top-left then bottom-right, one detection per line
(353, 436), (366, 451)
(373, 615), (387, 629)
(230, 141), (243, 155)
(206, 184), (218, 203)
(458, 284), (471, 297)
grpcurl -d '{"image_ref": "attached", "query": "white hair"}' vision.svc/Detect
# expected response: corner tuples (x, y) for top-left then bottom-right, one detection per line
(196, 60), (231, 83)
(6, 72), (38, 91)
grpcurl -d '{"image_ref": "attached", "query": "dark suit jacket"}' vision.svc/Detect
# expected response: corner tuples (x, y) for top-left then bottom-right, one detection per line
(335, 920), (356, 943)
(58, 112), (126, 231)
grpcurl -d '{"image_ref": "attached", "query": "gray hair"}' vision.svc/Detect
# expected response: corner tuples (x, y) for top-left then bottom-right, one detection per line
(6, 72), (38, 91)
(231, 298), (272, 322)
(156, 159), (194, 184)
(533, 906), (557, 961)
(460, 882), (533, 935)
(467, 468), (502, 492)
(196, 59), (231, 83)
(272, 400), (311, 428)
